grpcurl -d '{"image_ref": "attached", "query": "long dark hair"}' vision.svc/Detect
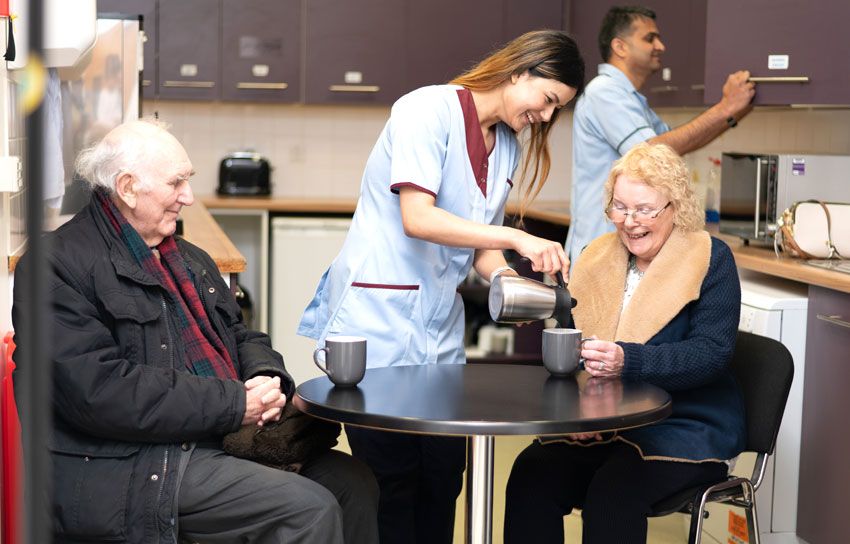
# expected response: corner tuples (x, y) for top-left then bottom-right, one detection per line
(451, 30), (584, 217)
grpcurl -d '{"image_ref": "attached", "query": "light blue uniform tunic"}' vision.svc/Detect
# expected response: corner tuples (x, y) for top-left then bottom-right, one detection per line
(298, 85), (520, 368)
(566, 64), (670, 264)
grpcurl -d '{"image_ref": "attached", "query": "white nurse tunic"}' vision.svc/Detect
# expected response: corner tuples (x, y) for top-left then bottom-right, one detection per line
(298, 85), (519, 368)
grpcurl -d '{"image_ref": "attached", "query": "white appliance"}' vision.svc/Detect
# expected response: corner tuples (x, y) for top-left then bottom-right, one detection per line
(718, 152), (850, 245)
(270, 217), (351, 386)
(9, 0), (97, 70)
(701, 270), (808, 544)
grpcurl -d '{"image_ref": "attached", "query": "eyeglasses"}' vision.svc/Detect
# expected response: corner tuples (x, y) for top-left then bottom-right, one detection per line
(606, 201), (671, 223)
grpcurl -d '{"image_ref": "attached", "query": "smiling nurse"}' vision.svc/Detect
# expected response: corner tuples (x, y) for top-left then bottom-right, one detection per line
(298, 30), (585, 544)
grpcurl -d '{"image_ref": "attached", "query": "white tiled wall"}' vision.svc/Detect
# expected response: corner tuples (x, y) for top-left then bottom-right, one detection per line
(145, 99), (850, 205)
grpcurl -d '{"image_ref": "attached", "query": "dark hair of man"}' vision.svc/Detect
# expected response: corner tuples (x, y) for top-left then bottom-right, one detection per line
(598, 6), (657, 62)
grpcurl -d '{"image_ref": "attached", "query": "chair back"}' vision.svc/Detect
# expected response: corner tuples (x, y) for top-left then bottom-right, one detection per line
(731, 330), (794, 456)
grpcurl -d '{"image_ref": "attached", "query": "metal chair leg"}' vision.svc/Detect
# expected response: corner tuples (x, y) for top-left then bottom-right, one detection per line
(743, 480), (761, 544)
(687, 508), (701, 544)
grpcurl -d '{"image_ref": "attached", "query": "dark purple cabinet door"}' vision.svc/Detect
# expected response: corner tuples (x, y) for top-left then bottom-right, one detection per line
(220, 0), (301, 103)
(502, 0), (565, 42)
(304, 0), (406, 105)
(158, 0), (220, 100)
(404, 0), (502, 92)
(567, 0), (611, 82)
(404, 0), (563, 96)
(98, 0), (157, 99)
(797, 286), (850, 544)
(642, 0), (704, 108)
(705, 0), (850, 105)
(568, 0), (706, 108)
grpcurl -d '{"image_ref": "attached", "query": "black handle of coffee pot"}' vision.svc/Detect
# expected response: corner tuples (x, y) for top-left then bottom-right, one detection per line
(555, 271), (565, 289)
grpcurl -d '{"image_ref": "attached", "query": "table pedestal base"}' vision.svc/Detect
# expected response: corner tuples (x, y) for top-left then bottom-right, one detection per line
(465, 435), (495, 544)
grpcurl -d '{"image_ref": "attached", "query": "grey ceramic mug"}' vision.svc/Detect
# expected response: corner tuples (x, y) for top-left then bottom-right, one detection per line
(542, 328), (590, 377)
(314, 336), (367, 387)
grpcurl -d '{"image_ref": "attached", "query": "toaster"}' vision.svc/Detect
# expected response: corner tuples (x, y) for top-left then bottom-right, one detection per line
(217, 152), (272, 196)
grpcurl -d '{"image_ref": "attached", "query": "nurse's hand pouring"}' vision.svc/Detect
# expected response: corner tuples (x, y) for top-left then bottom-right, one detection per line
(513, 230), (570, 280)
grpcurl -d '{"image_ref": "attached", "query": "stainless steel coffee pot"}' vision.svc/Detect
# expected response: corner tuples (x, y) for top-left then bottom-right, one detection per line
(488, 272), (576, 327)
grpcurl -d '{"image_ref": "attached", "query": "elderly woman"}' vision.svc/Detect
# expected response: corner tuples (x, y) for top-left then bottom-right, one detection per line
(504, 142), (744, 543)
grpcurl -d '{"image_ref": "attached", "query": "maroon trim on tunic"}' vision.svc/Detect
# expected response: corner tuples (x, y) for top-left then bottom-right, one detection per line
(506, 178), (514, 188)
(390, 182), (438, 199)
(456, 88), (489, 198)
(351, 282), (420, 290)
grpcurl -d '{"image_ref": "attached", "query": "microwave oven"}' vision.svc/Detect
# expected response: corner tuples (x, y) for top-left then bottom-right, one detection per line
(719, 152), (850, 244)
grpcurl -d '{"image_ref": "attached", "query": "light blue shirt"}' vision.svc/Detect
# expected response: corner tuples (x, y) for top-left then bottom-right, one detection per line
(566, 64), (669, 264)
(298, 85), (519, 368)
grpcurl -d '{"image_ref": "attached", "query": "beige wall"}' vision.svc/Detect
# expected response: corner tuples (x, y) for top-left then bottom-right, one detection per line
(145, 99), (850, 205)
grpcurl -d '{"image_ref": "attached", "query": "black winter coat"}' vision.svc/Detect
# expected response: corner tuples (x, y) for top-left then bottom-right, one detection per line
(12, 197), (295, 543)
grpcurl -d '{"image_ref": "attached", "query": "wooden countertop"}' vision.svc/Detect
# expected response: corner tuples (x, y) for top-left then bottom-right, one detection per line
(200, 196), (572, 226)
(180, 203), (246, 274)
(200, 196), (850, 293)
(730, 243), (850, 294)
(8, 202), (246, 274)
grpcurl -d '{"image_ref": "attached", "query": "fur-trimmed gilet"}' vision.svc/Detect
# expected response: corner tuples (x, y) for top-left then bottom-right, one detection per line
(558, 230), (746, 462)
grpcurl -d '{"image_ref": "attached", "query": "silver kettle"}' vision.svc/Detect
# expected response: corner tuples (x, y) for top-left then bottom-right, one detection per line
(488, 271), (576, 327)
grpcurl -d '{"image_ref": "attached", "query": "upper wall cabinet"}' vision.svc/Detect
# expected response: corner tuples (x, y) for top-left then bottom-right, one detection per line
(404, 0), (503, 92)
(304, 0), (406, 105)
(568, 0), (706, 108)
(119, 0), (566, 104)
(705, 0), (850, 105)
(404, 0), (563, 94)
(220, 0), (301, 103)
(158, 0), (220, 100)
(98, 0), (157, 99)
(642, 0), (705, 108)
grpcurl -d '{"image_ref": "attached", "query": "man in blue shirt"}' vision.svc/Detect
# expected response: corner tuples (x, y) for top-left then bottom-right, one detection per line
(567, 6), (755, 264)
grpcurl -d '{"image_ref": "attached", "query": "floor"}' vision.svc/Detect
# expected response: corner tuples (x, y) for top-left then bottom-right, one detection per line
(337, 433), (690, 543)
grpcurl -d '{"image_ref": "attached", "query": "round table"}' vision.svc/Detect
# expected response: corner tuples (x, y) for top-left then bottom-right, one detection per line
(295, 364), (671, 544)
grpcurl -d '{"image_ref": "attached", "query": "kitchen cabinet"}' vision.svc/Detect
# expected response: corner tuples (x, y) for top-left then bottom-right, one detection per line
(129, 0), (568, 105)
(404, 0), (502, 91)
(502, 0), (564, 44)
(705, 1), (850, 105)
(220, 0), (301, 103)
(405, 0), (563, 93)
(796, 286), (850, 543)
(157, 0), (220, 100)
(98, 0), (157, 99)
(567, 0), (707, 107)
(304, 0), (406, 105)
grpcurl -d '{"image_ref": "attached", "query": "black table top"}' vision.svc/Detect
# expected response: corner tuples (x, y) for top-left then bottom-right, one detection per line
(294, 364), (672, 436)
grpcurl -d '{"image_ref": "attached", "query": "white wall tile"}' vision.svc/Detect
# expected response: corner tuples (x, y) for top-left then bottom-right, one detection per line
(144, 100), (850, 203)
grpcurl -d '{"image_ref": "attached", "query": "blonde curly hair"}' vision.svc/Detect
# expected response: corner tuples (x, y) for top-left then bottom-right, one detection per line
(603, 142), (704, 232)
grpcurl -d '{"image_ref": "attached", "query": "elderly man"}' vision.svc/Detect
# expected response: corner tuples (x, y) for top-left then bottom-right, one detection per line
(12, 120), (378, 544)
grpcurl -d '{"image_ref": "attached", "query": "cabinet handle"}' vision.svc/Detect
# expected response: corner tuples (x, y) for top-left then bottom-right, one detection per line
(817, 314), (850, 329)
(748, 76), (810, 83)
(650, 85), (678, 93)
(163, 80), (215, 88)
(142, 79), (152, 87)
(691, 84), (705, 91)
(236, 82), (289, 90)
(329, 85), (380, 93)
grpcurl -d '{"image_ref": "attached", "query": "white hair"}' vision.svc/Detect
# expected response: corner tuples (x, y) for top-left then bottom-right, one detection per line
(74, 118), (172, 193)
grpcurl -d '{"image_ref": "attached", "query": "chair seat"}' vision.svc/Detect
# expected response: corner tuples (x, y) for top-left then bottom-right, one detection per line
(650, 484), (706, 517)
(650, 477), (749, 517)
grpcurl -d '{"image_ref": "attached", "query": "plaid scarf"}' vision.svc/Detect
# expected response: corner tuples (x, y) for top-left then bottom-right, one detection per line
(96, 190), (238, 380)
